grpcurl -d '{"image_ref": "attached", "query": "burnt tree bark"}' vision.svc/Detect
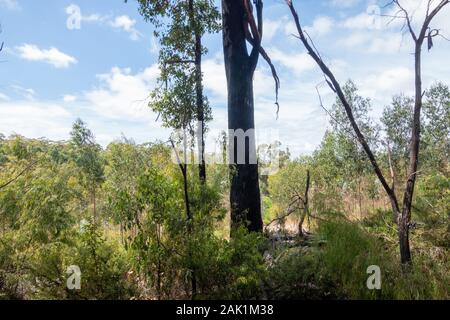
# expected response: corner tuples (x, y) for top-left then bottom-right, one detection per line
(392, 0), (449, 265)
(222, 0), (272, 233)
(223, 0), (261, 232)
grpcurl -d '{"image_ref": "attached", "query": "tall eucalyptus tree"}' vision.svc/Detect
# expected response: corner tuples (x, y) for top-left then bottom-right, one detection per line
(133, 0), (221, 183)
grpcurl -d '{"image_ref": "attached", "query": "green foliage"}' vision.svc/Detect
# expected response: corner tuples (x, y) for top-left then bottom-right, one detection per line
(381, 94), (414, 166)
(184, 226), (267, 300)
(1, 79), (449, 303)
(268, 219), (449, 300)
(134, 0), (219, 131)
(266, 158), (309, 225)
(68, 222), (135, 300)
(422, 82), (450, 173)
(413, 173), (450, 248)
(69, 119), (105, 192)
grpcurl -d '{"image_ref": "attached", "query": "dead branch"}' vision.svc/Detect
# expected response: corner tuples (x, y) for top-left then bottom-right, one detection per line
(286, 0), (449, 265)
(265, 202), (302, 228)
(243, 0), (281, 113)
(286, 0), (402, 215)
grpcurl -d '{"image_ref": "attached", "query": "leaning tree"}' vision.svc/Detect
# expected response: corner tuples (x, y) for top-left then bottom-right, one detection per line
(285, 0), (449, 265)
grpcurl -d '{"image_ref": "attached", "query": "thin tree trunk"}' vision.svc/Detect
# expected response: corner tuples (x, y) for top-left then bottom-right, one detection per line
(392, 0), (449, 265)
(188, 0), (207, 183)
(181, 163), (197, 298)
(358, 179), (362, 219)
(286, 0), (402, 255)
(170, 139), (197, 298)
(195, 35), (206, 184)
(156, 223), (162, 300)
(286, 0), (449, 265)
(92, 186), (97, 223)
(398, 42), (422, 265)
(298, 170), (310, 237)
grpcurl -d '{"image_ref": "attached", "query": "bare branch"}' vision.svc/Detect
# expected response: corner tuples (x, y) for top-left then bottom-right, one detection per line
(245, 32), (281, 107)
(286, 0), (401, 214)
(245, 0), (263, 71)
(391, 0), (418, 41)
(265, 199), (302, 228)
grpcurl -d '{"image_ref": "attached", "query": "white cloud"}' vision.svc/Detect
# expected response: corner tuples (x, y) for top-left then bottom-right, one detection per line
(0, 101), (72, 140)
(341, 11), (376, 30)
(267, 47), (316, 75)
(63, 95), (77, 103)
(330, 0), (361, 8)
(0, 93), (10, 101)
(10, 85), (36, 100)
(203, 56), (227, 100)
(0, 0), (20, 10)
(149, 36), (159, 54)
(360, 67), (414, 99)
(84, 65), (161, 122)
(3, 1), (449, 156)
(16, 44), (78, 69)
(82, 13), (107, 23)
(0, 65), (170, 146)
(201, 49), (328, 157)
(110, 15), (142, 41)
(335, 0), (450, 55)
(263, 19), (284, 42)
(283, 16), (334, 40)
(64, 5), (143, 41)
(306, 16), (334, 37)
(339, 31), (407, 53)
(383, 0), (450, 31)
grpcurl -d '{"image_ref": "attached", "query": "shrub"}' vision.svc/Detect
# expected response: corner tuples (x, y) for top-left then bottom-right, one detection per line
(267, 219), (449, 300)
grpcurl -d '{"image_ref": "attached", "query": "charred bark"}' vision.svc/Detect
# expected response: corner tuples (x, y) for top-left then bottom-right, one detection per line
(222, 0), (263, 233)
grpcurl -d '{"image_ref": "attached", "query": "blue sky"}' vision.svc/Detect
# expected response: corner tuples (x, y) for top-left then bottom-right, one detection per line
(1, 0), (449, 156)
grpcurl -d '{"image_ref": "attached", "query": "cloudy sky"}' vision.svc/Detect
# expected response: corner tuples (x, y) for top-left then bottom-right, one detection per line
(0, 0), (449, 156)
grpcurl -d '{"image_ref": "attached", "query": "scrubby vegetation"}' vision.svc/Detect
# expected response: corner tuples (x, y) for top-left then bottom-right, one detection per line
(1, 0), (449, 301)
(0, 81), (448, 300)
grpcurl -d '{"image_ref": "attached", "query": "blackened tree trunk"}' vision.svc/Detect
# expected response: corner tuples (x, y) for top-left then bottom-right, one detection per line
(392, 0), (449, 265)
(398, 42), (422, 265)
(195, 34), (207, 183)
(222, 0), (263, 233)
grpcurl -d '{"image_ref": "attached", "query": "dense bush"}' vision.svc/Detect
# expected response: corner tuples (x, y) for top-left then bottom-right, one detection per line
(1, 96), (448, 301)
(267, 219), (449, 300)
